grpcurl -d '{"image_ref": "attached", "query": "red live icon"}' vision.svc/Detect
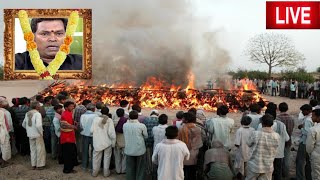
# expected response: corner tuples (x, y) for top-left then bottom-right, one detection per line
(266, 1), (320, 29)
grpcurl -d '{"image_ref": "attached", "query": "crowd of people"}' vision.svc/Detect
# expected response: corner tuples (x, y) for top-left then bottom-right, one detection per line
(1, 92), (320, 180)
(207, 78), (320, 100)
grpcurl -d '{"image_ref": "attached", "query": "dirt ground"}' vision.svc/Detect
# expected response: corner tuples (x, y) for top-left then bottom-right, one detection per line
(0, 80), (310, 179)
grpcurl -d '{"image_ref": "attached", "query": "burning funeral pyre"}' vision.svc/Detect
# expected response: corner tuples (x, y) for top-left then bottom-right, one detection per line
(35, 77), (267, 112)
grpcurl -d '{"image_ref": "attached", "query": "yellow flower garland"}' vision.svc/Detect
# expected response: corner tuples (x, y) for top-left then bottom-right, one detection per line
(18, 10), (79, 79)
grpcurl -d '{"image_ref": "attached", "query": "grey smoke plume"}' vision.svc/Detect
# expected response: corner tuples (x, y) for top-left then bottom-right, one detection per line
(93, 0), (231, 87)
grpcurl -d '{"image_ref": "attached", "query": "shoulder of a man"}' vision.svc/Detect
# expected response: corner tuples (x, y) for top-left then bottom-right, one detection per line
(15, 51), (30, 70)
(67, 54), (83, 70)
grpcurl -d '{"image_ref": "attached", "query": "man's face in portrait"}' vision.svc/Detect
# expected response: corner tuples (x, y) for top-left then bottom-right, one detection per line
(34, 20), (66, 60)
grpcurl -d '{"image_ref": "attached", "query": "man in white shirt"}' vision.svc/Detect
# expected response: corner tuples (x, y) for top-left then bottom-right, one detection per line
(22, 101), (46, 170)
(152, 126), (190, 180)
(80, 103), (98, 171)
(206, 105), (234, 150)
(0, 110), (11, 168)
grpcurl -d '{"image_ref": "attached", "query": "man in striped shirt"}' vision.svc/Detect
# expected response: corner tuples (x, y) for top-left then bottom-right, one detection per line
(246, 114), (280, 180)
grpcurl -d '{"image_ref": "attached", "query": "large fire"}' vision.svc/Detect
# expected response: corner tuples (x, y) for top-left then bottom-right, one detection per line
(39, 77), (266, 112)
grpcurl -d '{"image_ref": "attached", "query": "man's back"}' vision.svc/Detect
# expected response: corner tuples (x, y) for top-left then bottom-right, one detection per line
(152, 139), (190, 180)
(247, 128), (280, 173)
(80, 111), (98, 137)
(123, 120), (148, 156)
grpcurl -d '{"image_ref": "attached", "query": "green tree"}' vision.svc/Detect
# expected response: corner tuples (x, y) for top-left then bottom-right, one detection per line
(317, 67), (320, 73)
(245, 33), (305, 78)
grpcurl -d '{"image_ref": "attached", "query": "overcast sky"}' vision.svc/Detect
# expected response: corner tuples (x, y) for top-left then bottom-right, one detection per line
(0, 0), (319, 72)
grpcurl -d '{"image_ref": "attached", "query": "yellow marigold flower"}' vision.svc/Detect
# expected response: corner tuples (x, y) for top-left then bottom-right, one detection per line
(59, 44), (70, 54)
(66, 11), (79, 36)
(47, 51), (67, 75)
(24, 32), (34, 42)
(29, 50), (46, 74)
(18, 10), (32, 33)
(64, 36), (73, 46)
(26, 42), (37, 51)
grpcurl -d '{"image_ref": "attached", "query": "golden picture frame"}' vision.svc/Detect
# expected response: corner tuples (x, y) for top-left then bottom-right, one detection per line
(3, 9), (92, 80)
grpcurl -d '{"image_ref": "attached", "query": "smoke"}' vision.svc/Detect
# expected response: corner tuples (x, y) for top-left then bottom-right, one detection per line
(93, 0), (231, 87)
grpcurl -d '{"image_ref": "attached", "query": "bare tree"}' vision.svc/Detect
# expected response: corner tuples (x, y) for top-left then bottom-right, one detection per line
(245, 33), (305, 77)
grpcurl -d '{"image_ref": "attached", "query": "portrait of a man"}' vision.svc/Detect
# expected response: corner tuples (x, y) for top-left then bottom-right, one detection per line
(15, 18), (83, 70)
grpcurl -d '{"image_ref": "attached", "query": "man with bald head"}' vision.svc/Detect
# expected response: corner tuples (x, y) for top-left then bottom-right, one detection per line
(15, 18), (82, 70)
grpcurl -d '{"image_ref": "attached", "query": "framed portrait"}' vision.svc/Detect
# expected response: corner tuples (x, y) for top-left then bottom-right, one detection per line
(3, 9), (92, 80)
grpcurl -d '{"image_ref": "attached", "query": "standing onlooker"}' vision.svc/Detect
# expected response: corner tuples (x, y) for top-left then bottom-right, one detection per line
(13, 97), (31, 156)
(131, 104), (147, 123)
(152, 114), (169, 149)
(0, 110), (11, 168)
(178, 112), (202, 180)
(246, 114), (280, 179)
(143, 110), (159, 177)
(22, 101), (46, 170)
(60, 101), (78, 174)
(123, 110), (148, 180)
(234, 116), (254, 179)
(206, 105), (234, 150)
(114, 108), (128, 174)
(52, 105), (63, 164)
(290, 81), (297, 99)
(80, 103), (98, 171)
(246, 103), (263, 130)
(91, 107), (116, 177)
(296, 104), (313, 180)
(173, 111), (184, 129)
(306, 109), (320, 179)
(152, 126), (190, 180)
(73, 99), (91, 161)
(277, 102), (295, 178)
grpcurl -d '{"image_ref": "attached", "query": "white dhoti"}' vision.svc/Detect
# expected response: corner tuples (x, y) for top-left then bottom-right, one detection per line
(311, 151), (320, 180)
(92, 146), (112, 177)
(114, 146), (126, 173)
(29, 137), (46, 167)
(0, 136), (11, 161)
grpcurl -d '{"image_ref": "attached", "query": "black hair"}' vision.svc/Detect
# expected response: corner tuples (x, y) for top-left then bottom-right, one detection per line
(131, 104), (142, 113)
(313, 109), (320, 117)
(44, 96), (54, 103)
(82, 99), (92, 106)
(278, 102), (288, 112)
(64, 101), (75, 109)
(183, 112), (196, 123)
(158, 114), (168, 125)
(217, 105), (229, 116)
(36, 95), (43, 101)
(261, 114), (274, 127)
(59, 91), (69, 97)
(101, 107), (110, 115)
(257, 100), (266, 109)
(120, 100), (129, 107)
(265, 108), (276, 120)
(300, 104), (312, 111)
(96, 102), (105, 110)
(249, 103), (261, 113)
(129, 110), (139, 119)
(241, 116), (252, 126)
(54, 104), (63, 111)
(267, 102), (277, 111)
(56, 94), (67, 101)
(31, 18), (68, 33)
(116, 108), (125, 118)
(188, 108), (197, 115)
(310, 99), (319, 107)
(19, 97), (28, 105)
(176, 111), (184, 119)
(165, 126), (179, 139)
